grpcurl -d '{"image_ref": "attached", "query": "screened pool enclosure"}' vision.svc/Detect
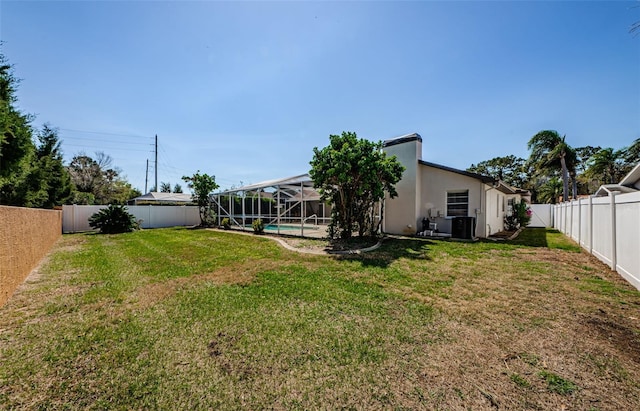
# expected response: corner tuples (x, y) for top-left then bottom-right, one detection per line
(211, 174), (332, 237)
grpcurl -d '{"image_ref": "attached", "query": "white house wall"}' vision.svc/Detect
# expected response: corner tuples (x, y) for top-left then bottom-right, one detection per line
(485, 190), (507, 236)
(419, 164), (485, 238)
(383, 138), (422, 235)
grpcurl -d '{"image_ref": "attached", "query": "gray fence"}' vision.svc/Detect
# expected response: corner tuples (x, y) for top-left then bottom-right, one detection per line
(554, 192), (640, 291)
(62, 205), (200, 233)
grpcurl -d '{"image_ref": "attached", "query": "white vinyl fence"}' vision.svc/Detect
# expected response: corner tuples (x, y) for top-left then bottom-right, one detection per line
(527, 204), (554, 227)
(554, 192), (640, 291)
(62, 205), (200, 233)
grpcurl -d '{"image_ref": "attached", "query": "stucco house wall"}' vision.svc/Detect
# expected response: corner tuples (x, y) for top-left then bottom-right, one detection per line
(382, 132), (526, 238)
(419, 163), (486, 238)
(383, 134), (422, 235)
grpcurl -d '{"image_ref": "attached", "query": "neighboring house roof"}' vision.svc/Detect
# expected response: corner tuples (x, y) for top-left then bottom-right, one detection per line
(594, 163), (640, 196)
(419, 160), (496, 184)
(619, 163), (640, 190)
(594, 184), (638, 197)
(131, 192), (194, 203)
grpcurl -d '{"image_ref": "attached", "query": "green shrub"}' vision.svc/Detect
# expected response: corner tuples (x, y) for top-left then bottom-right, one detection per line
(504, 200), (532, 231)
(89, 204), (139, 234)
(221, 217), (231, 230)
(252, 218), (264, 234)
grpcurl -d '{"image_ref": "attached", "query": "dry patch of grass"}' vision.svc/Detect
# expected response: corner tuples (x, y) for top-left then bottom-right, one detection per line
(1, 227), (639, 409)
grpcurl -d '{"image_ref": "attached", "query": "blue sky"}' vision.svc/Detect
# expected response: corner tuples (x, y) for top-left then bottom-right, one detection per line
(2, 1), (639, 192)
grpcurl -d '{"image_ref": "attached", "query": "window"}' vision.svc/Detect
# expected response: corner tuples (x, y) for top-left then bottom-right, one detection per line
(447, 190), (468, 217)
(507, 197), (515, 215)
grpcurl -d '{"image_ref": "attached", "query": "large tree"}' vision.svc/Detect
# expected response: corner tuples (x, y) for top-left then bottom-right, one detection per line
(0, 54), (35, 205)
(622, 138), (640, 167)
(19, 124), (74, 208)
(537, 177), (563, 204)
(182, 171), (218, 226)
(309, 131), (404, 239)
(585, 147), (625, 185)
(68, 152), (139, 204)
(527, 130), (577, 201)
(467, 155), (527, 188)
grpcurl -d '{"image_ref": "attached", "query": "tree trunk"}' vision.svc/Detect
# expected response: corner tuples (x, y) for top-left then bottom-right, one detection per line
(561, 155), (569, 202)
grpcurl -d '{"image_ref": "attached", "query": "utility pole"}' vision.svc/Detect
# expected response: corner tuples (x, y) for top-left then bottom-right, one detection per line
(145, 159), (149, 193)
(154, 134), (158, 192)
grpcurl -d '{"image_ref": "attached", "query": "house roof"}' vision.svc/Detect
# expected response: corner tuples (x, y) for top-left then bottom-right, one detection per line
(132, 192), (194, 203)
(620, 163), (640, 189)
(595, 184), (638, 197)
(216, 173), (314, 194)
(419, 160), (496, 184)
(594, 163), (640, 196)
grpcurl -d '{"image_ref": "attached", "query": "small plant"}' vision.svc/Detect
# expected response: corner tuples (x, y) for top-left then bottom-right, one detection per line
(539, 370), (578, 395)
(221, 217), (231, 230)
(89, 204), (139, 234)
(252, 218), (264, 234)
(510, 373), (530, 388)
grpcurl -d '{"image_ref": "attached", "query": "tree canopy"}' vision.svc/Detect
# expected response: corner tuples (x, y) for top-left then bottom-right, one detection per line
(309, 131), (404, 239)
(527, 130), (577, 202)
(182, 171), (219, 226)
(467, 155), (527, 188)
(67, 152), (140, 205)
(0, 54), (74, 208)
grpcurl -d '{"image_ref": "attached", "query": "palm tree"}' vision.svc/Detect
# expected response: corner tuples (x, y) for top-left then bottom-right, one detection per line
(586, 147), (624, 185)
(538, 177), (563, 204)
(527, 130), (577, 201)
(623, 138), (640, 166)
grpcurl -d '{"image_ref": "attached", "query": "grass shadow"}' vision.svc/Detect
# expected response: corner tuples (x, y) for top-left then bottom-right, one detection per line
(335, 237), (434, 268)
(508, 228), (582, 252)
(510, 227), (549, 247)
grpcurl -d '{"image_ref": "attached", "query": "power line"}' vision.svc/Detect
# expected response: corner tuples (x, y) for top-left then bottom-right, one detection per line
(59, 128), (153, 139)
(63, 143), (153, 153)
(62, 135), (153, 146)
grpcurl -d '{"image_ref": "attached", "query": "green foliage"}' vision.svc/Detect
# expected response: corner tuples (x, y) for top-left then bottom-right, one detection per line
(467, 155), (528, 188)
(0, 55), (73, 208)
(182, 170), (219, 226)
(585, 147), (626, 185)
(252, 218), (264, 234)
(173, 183), (183, 193)
(310, 131), (404, 239)
(88, 204), (139, 234)
(160, 182), (171, 192)
(538, 370), (578, 395)
(623, 138), (639, 165)
(528, 130), (577, 201)
(504, 200), (532, 231)
(19, 124), (74, 208)
(537, 177), (563, 204)
(509, 373), (530, 388)
(0, 54), (35, 205)
(221, 217), (231, 229)
(67, 152), (139, 205)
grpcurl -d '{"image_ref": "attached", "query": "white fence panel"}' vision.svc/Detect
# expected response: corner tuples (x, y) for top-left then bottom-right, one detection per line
(615, 192), (640, 290)
(62, 205), (200, 233)
(528, 204), (553, 227)
(579, 199), (591, 250)
(554, 192), (640, 291)
(591, 197), (613, 267)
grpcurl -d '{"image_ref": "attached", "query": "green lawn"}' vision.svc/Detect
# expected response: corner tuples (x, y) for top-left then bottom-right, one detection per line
(1, 227), (639, 410)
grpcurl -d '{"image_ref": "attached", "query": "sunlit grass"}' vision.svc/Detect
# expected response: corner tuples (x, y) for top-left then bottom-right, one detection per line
(1, 227), (638, 409)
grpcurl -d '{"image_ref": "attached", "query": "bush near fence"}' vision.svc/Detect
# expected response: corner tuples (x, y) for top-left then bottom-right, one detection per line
(0, 206), (62, 307)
